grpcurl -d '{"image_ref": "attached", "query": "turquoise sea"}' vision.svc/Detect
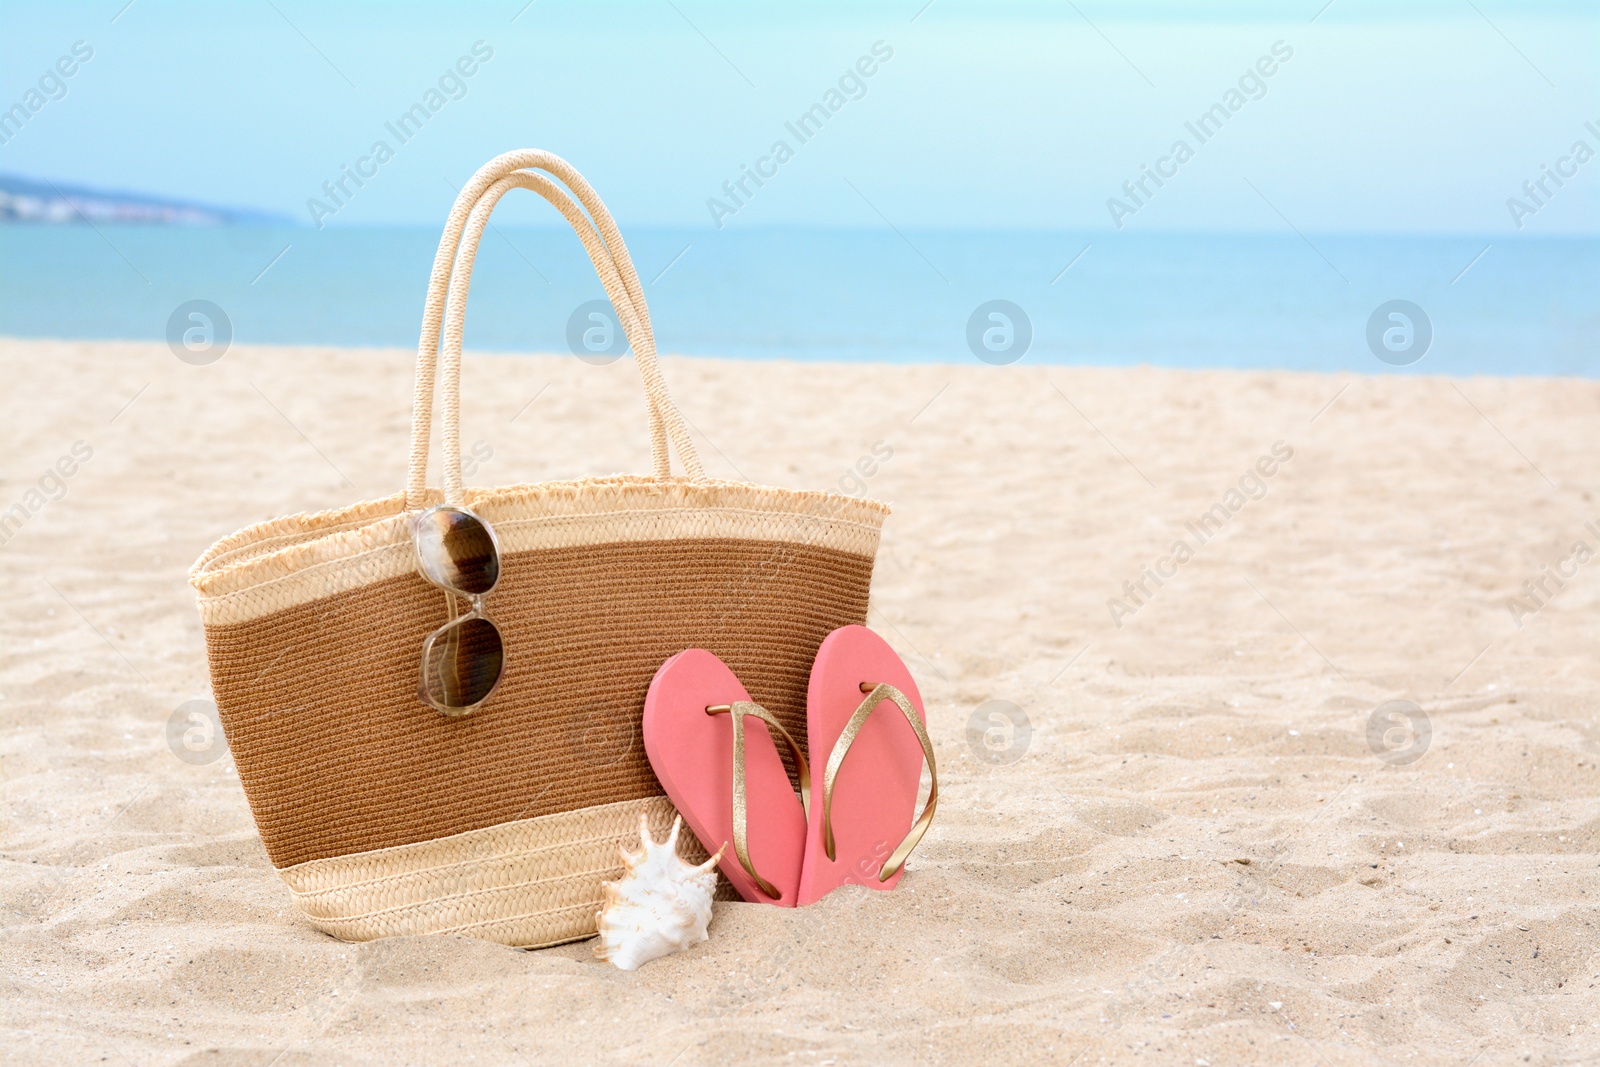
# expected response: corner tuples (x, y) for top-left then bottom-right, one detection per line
(1, 226), (1595, 375)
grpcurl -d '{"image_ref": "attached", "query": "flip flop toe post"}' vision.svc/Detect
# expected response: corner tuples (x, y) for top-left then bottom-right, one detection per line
(643, 649), (810, 906)
(798, 626), (938, 906)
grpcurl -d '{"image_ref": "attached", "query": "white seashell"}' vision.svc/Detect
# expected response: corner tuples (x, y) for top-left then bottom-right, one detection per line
(594, 813), (725, 971)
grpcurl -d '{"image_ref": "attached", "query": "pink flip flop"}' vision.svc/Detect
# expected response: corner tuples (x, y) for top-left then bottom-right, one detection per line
(797, 625), (938, 906)
(642, 649), (811, 906)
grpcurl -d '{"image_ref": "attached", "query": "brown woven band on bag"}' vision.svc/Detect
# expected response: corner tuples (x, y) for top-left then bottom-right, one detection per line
(189, 150), (889, 948)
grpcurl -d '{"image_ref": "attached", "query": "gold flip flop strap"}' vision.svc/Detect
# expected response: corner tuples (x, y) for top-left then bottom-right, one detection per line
(821, 682), (939, 882)
(706, 700), (812, 899)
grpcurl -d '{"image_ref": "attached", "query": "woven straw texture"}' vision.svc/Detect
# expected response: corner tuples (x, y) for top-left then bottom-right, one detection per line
(279, 797), (737, 948)
(201, 529), (876, 868)
(192, 479), (887, 626)
(188, 149), (888, 947)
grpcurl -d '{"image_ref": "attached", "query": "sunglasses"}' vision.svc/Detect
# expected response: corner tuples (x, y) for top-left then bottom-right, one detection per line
(411, 504), (505, 716)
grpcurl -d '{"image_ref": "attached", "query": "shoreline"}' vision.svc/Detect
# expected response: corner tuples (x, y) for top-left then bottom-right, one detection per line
(4, 335), (1600, 382)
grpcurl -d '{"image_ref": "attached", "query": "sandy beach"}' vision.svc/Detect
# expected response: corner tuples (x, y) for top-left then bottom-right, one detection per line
(2, 335), (1597, 1065)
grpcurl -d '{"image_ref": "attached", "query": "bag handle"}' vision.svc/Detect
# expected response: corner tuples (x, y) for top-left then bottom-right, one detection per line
(415, 170), (678, 499)
(405, 150), (706, 509)
(406, 151), (701, 506)
(435, 171), (682, 498)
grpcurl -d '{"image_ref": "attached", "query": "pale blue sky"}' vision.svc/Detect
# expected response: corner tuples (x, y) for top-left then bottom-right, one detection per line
(1, 1), (1596, 233)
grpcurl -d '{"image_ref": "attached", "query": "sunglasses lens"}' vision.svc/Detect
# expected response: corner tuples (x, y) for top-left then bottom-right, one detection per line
(422, 616), (504, 710)
(415, 507), (499, 595)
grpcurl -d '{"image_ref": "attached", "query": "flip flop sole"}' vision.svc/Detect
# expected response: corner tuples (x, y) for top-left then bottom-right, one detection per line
(643, 648), (808, 906)
(798, 625), (927, 905)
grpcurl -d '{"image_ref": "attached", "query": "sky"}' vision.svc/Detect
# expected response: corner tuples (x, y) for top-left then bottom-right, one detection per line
(0, 0), (1596, 234)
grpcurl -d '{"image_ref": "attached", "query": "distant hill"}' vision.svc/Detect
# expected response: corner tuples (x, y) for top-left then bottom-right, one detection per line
(0, 173), (291, 225)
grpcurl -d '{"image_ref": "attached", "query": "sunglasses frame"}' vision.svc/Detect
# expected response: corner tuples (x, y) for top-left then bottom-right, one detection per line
(411, 504), (506, 717)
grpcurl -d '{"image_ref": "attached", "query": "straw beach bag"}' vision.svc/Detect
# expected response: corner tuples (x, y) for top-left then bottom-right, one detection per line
(189, 150), (889, 948)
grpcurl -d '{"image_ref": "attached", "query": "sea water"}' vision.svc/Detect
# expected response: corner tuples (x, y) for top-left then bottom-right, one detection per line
(1, 225), (1594, 375)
